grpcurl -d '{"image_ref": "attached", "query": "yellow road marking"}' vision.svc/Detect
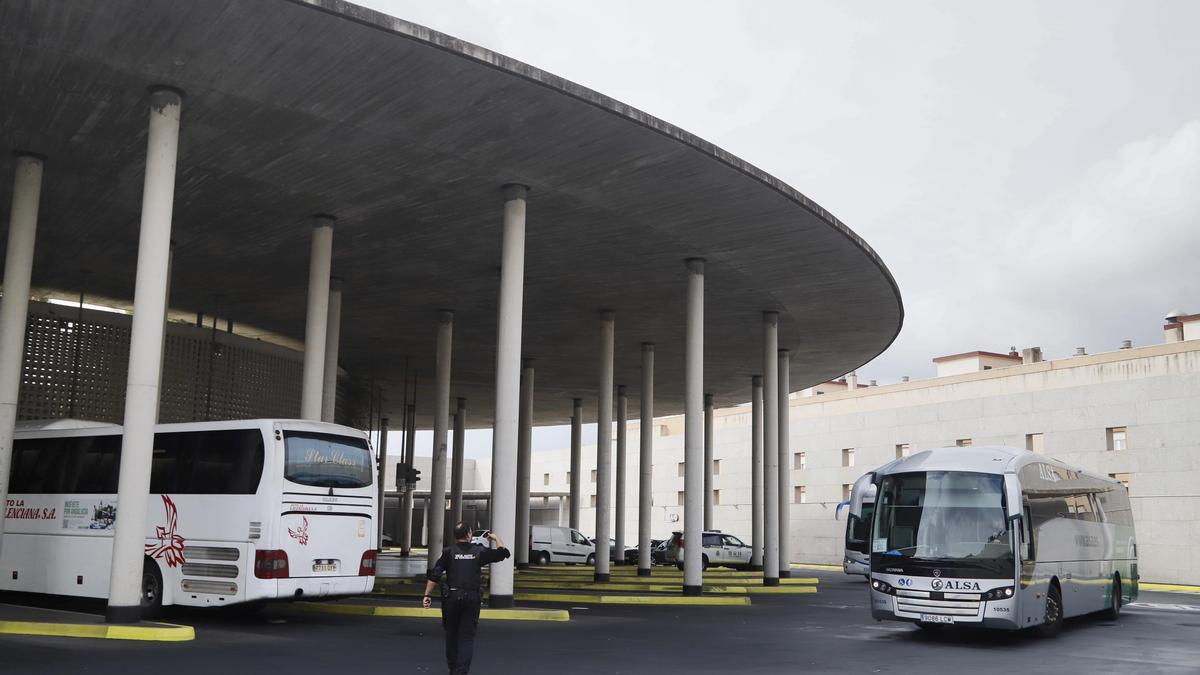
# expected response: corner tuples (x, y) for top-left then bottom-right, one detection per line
(0, 620), (194, 642)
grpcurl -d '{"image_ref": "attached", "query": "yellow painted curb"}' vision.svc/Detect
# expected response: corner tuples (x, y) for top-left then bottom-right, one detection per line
(709, 586), (818, 595)
(292, 601), (569, 621)
(0, 620), (194, 642)
(515, 592), (750, 606)
(1141, 582), (1200, 594)
(791, 563), (842, 571)
(514, 575), (818, 587)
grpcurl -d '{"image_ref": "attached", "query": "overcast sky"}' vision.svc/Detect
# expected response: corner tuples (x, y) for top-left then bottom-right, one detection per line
(356, 1), (1200, 457)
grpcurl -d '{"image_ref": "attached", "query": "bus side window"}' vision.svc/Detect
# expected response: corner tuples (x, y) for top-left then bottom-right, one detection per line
(1021, 498), (1035, 561)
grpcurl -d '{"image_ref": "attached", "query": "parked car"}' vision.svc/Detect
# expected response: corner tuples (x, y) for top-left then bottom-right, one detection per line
(530, 525), (595, 565)
(666, 530), (753, 570)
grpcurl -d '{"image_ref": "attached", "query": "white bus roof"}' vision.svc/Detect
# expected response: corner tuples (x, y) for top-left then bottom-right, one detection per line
(874, 445), (1117, 485)
(14, 419), (120, 431)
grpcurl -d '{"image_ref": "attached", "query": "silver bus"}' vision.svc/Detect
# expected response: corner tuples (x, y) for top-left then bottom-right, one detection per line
(852, 446), (1137, 636)
(840, 477), (875, 577)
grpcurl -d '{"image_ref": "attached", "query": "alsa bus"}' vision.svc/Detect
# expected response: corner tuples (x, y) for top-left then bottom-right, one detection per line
(852, 446), (1136, 636)
(839, 477), (875, 577)
(1, 419), (378, 615)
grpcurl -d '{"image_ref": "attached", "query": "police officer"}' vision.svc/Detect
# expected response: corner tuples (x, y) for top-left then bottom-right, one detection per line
(423, 522), (510, 675)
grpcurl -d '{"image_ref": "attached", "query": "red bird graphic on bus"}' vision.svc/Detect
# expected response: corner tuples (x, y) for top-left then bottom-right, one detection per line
(289, 516), (310, 546)
(145, 494), (187, 567)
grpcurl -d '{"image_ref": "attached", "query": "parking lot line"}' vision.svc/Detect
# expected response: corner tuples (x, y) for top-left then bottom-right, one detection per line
(0, 619), (195, 642)
(514, 593), (752, 606)
(1141, 582), (1200, 594)
(292, 601), (570, 621)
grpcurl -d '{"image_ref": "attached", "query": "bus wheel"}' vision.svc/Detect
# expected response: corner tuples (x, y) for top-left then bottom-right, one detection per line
(1036, 583), (1063, 638)
(1106, 575), (1122, 621)
(141, 558), (164, 618)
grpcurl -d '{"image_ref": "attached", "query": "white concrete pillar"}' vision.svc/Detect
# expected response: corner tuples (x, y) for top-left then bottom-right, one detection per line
(594, 311), (615, 582)
(703, 393), (714, 530)
(426, 311), (454, 569)
(637, 343), (655, 576)
(375, 417), (388, 552)
(614, 384), (628, 564)
(750, 375), (764, 570)
(320, 277), (343, 423)
(450, 398), (466, 525)
(778, 349), (792, 578)
(569, 398), (582, 530)
(106, 88), (183, 622)
(683, 258), (705, 595)
(400, 402), (416, 556)
(487, 184), (527, 608)
(762, 312), (780, 585)
(515, 359), (534, 569)
(0, 153), (44, 563)
(300, 214), (335, 420)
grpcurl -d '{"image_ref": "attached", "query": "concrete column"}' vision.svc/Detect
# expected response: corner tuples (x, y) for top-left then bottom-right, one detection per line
(0, 153), (44, 562)
(750, 375), (764, 570)
(637, 343), (655, 576)
(375, 417), (388, 552)
(515, 359), (534, 569)
(400, 402), (416, 556)
(300, 214), (335, 420)
(320, 277), (343, 423)
(614, 384), (628, 564)
(683, 259), (705, 595)
(778, 349), (792, 578)
(762, 312), (780, 586)
(569, 398), (582, 530)
(594, 311), (615, 582)
(105, 88), (183, 622)
(426, 311), (454, 569)
(703, 393), (714, 530)
(450, 398), (466, 525)
(487, 184), (527, 608)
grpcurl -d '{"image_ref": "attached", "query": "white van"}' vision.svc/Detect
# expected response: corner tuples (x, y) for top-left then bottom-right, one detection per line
(529, 525), (595, 566)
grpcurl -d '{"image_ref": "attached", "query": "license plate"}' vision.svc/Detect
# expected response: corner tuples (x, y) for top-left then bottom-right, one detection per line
(920, 614), (955, 624)
(312, 563), (338, 573)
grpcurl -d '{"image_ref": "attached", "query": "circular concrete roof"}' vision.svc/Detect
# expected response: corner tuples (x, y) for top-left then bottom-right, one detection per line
(0, 0), (903, 426)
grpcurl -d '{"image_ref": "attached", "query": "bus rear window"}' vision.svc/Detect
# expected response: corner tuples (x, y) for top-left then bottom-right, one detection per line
(284, 432), (373, 489)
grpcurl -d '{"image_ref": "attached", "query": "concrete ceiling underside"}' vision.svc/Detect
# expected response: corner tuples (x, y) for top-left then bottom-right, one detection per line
(0, 0), (903, 427)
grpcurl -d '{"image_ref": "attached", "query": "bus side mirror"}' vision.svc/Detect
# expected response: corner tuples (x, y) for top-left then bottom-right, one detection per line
(1003, 474), (1022, 518)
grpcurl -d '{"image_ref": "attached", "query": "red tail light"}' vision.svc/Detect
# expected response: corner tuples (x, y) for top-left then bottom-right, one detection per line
(359, 550), (378, 576)
(254, 549), (290, 579)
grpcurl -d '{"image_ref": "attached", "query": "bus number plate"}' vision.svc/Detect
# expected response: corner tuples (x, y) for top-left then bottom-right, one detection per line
(920, 614), (954, 624)
(313, 563), (338, 573)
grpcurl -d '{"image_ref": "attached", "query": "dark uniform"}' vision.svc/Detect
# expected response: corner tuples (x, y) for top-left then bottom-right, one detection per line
(427, 541), (510, 675)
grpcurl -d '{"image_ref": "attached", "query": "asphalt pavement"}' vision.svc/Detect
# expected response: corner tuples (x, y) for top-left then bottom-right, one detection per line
(2, 569), (1198, 674)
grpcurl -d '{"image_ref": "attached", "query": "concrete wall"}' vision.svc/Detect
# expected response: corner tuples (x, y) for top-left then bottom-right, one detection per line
(521, 339), (1200, 583)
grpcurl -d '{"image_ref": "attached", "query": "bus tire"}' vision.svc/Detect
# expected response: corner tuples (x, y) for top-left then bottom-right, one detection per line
(1036, 582), (1063, 638)
(141, 557), (164, 619)
(1106, 575), (1122, 621)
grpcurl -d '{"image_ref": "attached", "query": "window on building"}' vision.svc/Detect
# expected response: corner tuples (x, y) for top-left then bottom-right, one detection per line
(1107, 427), (1127, 452)
(543, 473), (550, 486)
(842, 448), (855, 468)
(677, 491), (685, 506)
(956, 438), (972, 447)
(712, 459), (721, 475)
(794, 451), (806, 470)
(591, 468), (598, 482)
(795, 485), (807, 504)
(713, 489), (721, 505)
(678, 461), (685, 477)
(590, 495), (597, 507)
(895, 443), (910, 459)
(842, 483), (851, 501)
(1109, 472), (1132, 489)
(1025, 433), (1044, 454)
(566, 471), (571, 483)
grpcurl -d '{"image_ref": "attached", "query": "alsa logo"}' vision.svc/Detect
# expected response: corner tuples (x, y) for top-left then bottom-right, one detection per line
(930, 578), (981, 591)
(289, 516), (310, 546)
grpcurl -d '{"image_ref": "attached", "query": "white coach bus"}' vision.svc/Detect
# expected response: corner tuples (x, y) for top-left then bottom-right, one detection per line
(1, 419), (378, 615)
(855, 446), (1137, 636)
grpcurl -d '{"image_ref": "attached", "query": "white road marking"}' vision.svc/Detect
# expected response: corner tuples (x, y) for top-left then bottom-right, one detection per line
(1126, 602), (1200, 612)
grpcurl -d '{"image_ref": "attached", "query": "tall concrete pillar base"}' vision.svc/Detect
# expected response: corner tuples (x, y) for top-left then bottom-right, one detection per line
(516, 562), (529, 570)
(780, 569), (791, 578)
(763, 577), (780, 587)
(400, 551), (410, 558)
(489, 594), (514, 609)
(594, 573), (611, 583)
(637, 568), (652, 577)
(104, 605), (141, 624)
(682, 585), (702, 596)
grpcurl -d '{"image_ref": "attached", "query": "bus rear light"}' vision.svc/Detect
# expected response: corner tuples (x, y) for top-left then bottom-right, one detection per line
(359, 550), (377, 576)
(254, 550), (290, 579)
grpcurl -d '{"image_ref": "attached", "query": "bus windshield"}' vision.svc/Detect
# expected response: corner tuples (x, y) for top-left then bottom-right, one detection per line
(284, 432), (373, 489)
(872, 471), (1011, 562)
